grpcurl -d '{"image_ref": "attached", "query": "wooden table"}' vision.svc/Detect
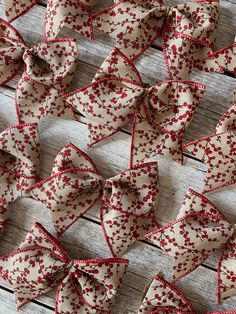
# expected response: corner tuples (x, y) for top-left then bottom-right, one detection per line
(0, 0), (235, 313)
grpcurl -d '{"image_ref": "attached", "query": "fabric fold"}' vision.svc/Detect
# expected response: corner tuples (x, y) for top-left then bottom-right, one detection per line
(0, 19), (78, 124)
(64, 48), (205, 165)
(0, 222), (129, 313)
(146, 188), (236, 303)
(90, 0), (219, 79)
(27, 142), (159, 257)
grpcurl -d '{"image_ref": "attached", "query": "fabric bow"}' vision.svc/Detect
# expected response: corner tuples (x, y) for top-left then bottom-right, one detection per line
(45, 0), (98, 39)
(64, 48), (205, 165)
(146, 188), (236, 303)
(0, 19), (78, 124)
(0, 222), (129, 313)
(90, 0), (219, 79)
(27, 142), (159, 257)
(183, 87), (236, 193)
(0, 123), (40, 234)
(138, 274), (236, 313)
(206, 37), (236, 75)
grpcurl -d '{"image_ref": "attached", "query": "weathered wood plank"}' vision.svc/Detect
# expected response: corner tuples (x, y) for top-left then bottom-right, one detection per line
(0, 286), (54, 313)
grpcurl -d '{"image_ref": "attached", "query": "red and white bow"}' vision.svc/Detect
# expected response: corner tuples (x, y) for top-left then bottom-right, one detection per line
(64, 48), (205, 165)
(45, 0), (98, 39)
(146, 189), (236, 303)
(0, 222), (129, 313)
(27, 142), (159, 257)
(206, 37), (236, 75)
(0, 19), (78, 124)
(0, 123), (40, 234)
(90, 0), (219, 79)
(183, 87), (236, 193)
(138, 274), (236, 313)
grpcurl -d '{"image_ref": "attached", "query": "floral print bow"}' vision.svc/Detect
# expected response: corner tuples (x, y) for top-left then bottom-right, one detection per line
(90, 0), (219, 79)
(0, 19), (78, 124)
(138, 274), (236, 313)
(26, 142), (159, 257)
(0, 123), (40, 234)
(146, 189), (236, 303)
(64, 48), (205, 165)
(45, 0), (98, 39)
(0, 222), (129, 313)
(183, 87), (236, 193)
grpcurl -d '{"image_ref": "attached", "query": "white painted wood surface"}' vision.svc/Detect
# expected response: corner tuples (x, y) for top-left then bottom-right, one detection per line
(0, 0), (235, 313)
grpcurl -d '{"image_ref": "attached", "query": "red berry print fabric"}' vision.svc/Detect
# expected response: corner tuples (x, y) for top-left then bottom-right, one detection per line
(0, 222), (129, 313)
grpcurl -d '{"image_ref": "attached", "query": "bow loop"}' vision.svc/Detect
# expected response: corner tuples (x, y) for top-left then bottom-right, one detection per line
(51, 143), (99, 175)
(0, 223), (69, 310)
(28, 144), (104, 236)
(23, 39), (78, 90)
(146, 189), (234, 281)
(101, 162), (159, 257)
(64, 78), (144, 147)
(45, 0), (97, 40)
(168, 1), (219, 47)
(0, 19), (26, 84)
(0, 223), (129, 313)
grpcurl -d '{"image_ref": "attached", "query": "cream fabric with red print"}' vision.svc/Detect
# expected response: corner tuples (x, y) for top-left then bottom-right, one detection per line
(146, 189), (236, 303)
(45, 0), (98, 39)
(184, 89), (236, 193)
(90, 0), (219, 79)
(64, 48), (205, 165)
(27, 143), (159, 257)
(206, 37), (236, 74)
(138, 274), (236, 314)
(0, 222), (129, 313)
(138, 275), (195, 314)
(3, 0), (38, 22)
(0, 19), (77, 124)
(0, 123), (40, 234)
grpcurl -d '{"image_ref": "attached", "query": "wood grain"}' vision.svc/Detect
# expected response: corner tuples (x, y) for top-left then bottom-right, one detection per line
(0, 0), (235, 313)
